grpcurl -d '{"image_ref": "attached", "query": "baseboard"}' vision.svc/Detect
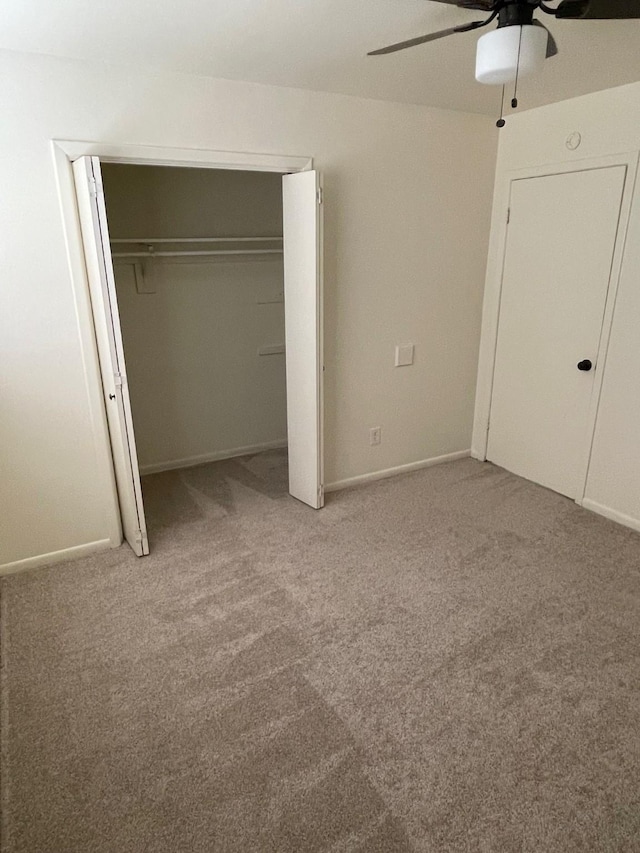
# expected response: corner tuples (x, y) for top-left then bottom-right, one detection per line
(0, 538), (114, 577)
(139, 440), (288, 475)
(325, 450), (471, 493)
(581, 498), (640, 534)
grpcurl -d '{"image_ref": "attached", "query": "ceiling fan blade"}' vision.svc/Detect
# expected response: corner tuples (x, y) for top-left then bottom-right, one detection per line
(555, 0), (640, 18)
(426, 0), (497, 8)
(457, 0), (498, 9)
(367, 20), (488, 56)
(532, 20), (559, 57)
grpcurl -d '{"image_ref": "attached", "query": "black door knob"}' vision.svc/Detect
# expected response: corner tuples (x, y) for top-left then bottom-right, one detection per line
(577, 359), (593, 372)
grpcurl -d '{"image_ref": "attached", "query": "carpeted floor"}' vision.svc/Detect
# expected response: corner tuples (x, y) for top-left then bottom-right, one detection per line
(2, 452), (640, 852)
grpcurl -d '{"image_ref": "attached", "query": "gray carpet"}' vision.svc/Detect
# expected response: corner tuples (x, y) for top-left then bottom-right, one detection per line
(2, 452), (640, 852)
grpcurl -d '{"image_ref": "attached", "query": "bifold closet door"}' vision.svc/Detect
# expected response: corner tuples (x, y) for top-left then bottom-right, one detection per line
(487, 166), (626, 499)
(282, 170), (324, 509)
(73, 156), (149, 556)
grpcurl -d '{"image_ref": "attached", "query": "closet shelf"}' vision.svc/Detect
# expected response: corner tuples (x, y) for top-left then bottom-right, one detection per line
(110, 236), (283, 258)
(112, 250), (282, 257)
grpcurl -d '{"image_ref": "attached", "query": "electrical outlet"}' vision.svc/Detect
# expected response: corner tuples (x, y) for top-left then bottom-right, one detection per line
(370, 426), (381, 446)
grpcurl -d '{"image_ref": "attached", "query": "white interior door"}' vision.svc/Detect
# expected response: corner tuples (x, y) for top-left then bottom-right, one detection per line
(487, 166), (626, 499)
(73, 156), (149, 556)
(282, 170), (324, 508)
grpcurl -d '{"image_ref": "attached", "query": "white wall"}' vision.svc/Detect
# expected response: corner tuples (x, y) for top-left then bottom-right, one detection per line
(102, 165), (287, 472)
(474, 81), (640, 531)
(0, 49), (496, 570)
(584, 194), (640, 531)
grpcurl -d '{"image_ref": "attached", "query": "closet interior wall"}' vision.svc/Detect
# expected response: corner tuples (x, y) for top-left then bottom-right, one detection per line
(101, 165), (287, 474)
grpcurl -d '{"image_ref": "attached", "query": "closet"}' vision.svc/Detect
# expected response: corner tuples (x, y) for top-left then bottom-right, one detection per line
(73, 157), (323, 556)
(103, 165), (288, 479)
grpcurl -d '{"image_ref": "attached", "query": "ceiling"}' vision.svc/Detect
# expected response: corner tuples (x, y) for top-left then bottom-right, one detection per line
(2, 0), (640, 115)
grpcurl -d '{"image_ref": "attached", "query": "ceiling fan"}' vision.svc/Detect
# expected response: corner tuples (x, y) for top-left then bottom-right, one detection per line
(368, 0), (640, 94)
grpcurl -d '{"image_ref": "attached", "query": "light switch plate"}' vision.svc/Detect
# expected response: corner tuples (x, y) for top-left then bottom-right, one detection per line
(395, 343), (415, 367)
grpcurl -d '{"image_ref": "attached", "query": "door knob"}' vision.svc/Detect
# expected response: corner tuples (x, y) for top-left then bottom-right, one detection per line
(577, 359), (593, 372)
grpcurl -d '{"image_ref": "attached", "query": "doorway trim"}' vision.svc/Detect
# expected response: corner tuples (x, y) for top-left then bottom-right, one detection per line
(471, 150), (639, 505)
(52, 139), (316, 550)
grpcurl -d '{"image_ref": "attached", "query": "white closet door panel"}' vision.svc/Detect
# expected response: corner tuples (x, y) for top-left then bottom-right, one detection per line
(584, 187), (640, 526)
(73, 156), (149, 556)
(282, 170), (324, 509)
(487, 166), (626, 499)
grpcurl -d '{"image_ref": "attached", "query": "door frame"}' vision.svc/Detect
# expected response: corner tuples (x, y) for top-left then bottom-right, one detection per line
(52, 139), (318, 549)
(472, 151), (639, 505)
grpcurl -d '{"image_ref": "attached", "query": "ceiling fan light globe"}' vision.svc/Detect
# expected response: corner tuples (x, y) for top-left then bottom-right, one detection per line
(475, 25), (548, 85)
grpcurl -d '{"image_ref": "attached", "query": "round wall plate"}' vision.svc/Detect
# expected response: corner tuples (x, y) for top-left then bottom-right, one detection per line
(566, 132), (582, 151)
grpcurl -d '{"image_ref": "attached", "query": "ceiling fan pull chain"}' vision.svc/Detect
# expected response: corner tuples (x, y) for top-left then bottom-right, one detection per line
(496, 84), (506, 128)
(511, 25), (523, 109)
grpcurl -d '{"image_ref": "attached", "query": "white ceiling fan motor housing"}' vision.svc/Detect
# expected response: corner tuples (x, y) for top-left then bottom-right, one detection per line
(475, 24), (548, 85)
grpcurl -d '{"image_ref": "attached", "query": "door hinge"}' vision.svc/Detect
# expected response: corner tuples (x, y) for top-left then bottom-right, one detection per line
(317, 187), (323, 205)
(113, 371), (126, 387)
(88, 176), (102, 199)
(506, 207), (511, 224)
(136, 530), (149, 554)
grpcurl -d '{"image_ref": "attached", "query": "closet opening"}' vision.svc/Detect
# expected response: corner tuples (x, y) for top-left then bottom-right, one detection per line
(72, 156), (323, 557)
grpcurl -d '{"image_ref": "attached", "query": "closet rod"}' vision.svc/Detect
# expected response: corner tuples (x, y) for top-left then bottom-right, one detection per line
(110, 237), (283, 244)
(112, 249), (283, 258)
